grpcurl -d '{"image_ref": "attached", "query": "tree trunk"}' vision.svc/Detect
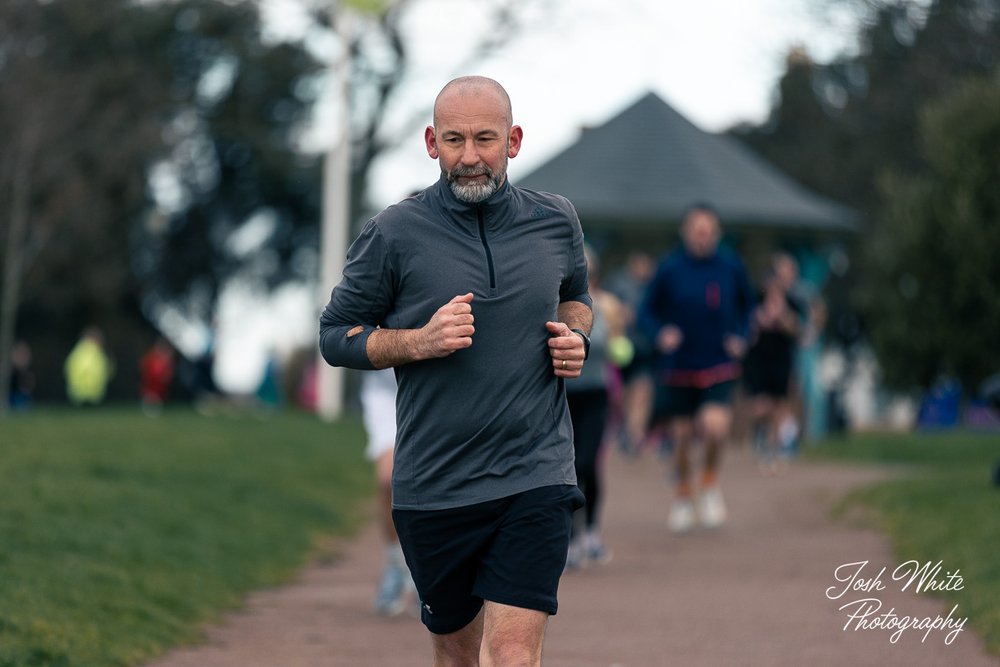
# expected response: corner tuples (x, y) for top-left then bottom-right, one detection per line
(0, 140), (34, 417)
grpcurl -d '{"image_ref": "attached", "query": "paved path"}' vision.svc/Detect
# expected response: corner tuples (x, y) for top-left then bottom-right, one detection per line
(148, 446), (998, 666)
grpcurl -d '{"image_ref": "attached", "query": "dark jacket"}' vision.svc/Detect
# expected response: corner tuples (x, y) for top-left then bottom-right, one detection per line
(320, 176), (591, 510)
(639, 247), (754, 387)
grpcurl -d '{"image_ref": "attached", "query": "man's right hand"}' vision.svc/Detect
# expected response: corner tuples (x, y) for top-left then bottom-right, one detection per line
(657, 325), (683, 353)
(421, 293), (475, 358)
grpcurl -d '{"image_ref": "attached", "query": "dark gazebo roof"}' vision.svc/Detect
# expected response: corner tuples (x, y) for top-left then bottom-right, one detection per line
(516, 92), (858, 232)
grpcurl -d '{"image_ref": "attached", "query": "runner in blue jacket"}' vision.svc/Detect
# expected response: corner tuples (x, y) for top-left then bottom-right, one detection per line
(640, 203), (754, 533)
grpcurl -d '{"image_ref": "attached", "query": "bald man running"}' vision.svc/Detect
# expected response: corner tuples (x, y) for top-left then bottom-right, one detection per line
(320, 76), (592, 666)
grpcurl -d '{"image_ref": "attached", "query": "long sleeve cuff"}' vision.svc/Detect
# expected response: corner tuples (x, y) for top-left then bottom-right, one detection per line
(318, 321), (377, 370)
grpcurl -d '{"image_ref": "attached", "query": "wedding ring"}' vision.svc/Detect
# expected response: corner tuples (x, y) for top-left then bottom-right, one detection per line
(562, 359), (567, 369)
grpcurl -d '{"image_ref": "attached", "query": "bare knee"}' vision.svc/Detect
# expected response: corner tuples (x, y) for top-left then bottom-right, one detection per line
(699, 405), (732, 444)
(481, 632), (540, 667)
(480, 602), (548, 667)
(434, 643), (480, 667)
(432, 610), (484, 667)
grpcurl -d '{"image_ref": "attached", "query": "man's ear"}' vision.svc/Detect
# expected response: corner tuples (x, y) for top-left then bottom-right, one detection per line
(508, 125), (523, 159)
(424, 126), (439, 159)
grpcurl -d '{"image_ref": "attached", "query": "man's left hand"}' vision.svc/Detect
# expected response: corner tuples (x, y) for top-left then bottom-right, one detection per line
(723, 334), (747, 359)
(545, 321), (586, 378)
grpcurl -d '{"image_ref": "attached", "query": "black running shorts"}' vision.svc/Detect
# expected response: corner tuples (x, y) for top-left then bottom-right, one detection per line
(392, 484), (583, 635)
(651, 380), (736, 422)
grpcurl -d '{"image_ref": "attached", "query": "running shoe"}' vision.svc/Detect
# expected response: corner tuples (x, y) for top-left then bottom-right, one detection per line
(565, 539), (586, 571)
(668, 498), (697, 533)
(374, 561), (410, 616)
(698, 486), (727, 529)
(587, 542), (614, 565)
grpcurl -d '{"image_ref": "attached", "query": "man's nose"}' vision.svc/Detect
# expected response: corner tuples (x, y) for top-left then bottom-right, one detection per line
(460, 140), (480, 165)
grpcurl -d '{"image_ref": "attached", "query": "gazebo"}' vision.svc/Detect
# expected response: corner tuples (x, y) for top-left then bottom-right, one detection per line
(516, 91), (858, 260)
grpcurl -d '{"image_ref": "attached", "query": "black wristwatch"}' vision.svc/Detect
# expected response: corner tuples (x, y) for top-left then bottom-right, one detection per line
(570, 328), (591, 360)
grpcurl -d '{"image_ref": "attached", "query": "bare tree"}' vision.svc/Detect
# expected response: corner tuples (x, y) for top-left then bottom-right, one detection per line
(0, 0), (554, 408)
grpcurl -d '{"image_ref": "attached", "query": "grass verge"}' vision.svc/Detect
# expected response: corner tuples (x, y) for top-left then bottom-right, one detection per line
(807, 430), (1000, 656)
(0, 408), (372, 667)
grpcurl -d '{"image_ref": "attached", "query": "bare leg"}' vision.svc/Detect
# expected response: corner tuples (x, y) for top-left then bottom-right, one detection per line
(431, 609), (485, 667)
(624, 375), (654, 452)
(375, 449), (397, 542)
(772, 397), (796, 472)
(480, 601), (549, 667)
(374, 448), (412, 616)
(695, 404), (732, 528)
(698, 403), (732, 481)
(669, 417), (695, 494)
(749, 395), (772, 460)
(666, 417), (698, 532)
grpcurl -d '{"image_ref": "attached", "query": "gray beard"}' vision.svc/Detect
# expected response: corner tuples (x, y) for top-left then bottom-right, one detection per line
(445, 165), (505, 203)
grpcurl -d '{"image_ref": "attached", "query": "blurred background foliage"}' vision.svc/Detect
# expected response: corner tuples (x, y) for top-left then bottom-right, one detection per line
(733, 0), (1000, 392)
(0, 0), (542, 408)
(1, 0), (998, 407)
(1, 0), (325, 404)
(864, 77), (1000, 389)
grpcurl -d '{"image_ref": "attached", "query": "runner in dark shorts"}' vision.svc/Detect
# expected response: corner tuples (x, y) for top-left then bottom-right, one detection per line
(393, 485), (583, 635)
(639, 204), (754, 533)
(744, 256), (806, 474)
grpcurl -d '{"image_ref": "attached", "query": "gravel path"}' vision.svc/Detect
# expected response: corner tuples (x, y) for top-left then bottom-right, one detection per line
(147, 446), (998, 666)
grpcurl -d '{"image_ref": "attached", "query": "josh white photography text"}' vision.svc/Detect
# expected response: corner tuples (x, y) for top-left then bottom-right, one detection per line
(826, 560), (969, 645)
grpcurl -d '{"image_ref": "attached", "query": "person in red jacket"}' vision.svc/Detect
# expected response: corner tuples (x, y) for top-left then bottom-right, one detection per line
(140, 337), (175, 415)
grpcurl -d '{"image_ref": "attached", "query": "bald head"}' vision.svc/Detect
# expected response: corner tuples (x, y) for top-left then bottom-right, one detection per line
(425, 76), (522, 203)
(433, 76), (513, 128)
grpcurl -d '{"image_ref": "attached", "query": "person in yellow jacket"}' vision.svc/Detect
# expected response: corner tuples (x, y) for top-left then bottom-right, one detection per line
(64, 327), (114, 405)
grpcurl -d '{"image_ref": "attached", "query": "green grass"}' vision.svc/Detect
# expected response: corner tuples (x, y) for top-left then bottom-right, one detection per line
(807, 431), (1000, 656)
(0, 408), (373, 667)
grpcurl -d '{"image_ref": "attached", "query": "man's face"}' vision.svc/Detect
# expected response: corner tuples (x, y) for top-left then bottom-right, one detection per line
(773, 255), (798, 290)
(682, 210), (721, 258)
(425, 87), (522, 203)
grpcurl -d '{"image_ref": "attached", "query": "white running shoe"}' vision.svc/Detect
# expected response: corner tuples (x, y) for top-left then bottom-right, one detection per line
(565, 539), (586, 571)
(698, 486), (727, 529)
(584, 531), (614, 565)
(374, 561), (411, 616)
(668, 498), (697, 533)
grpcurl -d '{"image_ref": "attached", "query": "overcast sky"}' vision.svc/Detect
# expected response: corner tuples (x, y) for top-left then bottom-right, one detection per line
(359, 0), (861, 206)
